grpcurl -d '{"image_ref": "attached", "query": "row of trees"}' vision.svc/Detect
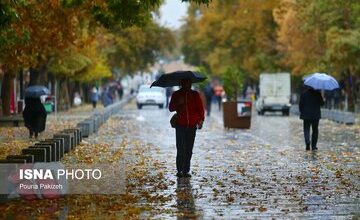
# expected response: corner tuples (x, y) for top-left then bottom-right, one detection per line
(181, 0), (360, 110)
(0, 0), (209, 115)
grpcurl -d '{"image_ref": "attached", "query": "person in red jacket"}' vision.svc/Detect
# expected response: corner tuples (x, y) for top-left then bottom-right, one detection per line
(169, 78), (205, 178)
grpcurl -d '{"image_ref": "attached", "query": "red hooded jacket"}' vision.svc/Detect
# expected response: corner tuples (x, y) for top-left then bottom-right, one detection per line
(169, 89), (205, 128)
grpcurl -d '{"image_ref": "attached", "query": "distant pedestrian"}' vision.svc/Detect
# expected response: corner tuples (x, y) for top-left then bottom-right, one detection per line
(169, 78), (205, 178)
(324, 90), (333, 109)
(333, 88), (341, 109)
(101, 87), (113, 107)
(299, 86), (324, 150)
(214, 85), (224, 111)
(73, 92), (82, 106)
(117, 83), (124, 100)
(203, 83), (214, 116)
(22, 97), (47, 139)
(90, 87), (99, 109)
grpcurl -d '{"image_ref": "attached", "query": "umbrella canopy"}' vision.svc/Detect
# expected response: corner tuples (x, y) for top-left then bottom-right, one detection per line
(304, 73), (339, 90)
(150, 70), (206, 88)
(24, 85), (50, 98)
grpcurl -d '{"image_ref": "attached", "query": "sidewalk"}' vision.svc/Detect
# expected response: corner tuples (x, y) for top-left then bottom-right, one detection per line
(0, 103), (106, 159)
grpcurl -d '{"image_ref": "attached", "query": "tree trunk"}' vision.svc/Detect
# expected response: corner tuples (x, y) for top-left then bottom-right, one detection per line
(81, 84), (89, 103)
(29, 67), (40, 86)
(1, 71), (15, 116)
(19, 69), (24, 99)
(57, 78), (71, 111)
(29, 64), (47, 86)
(68, 80), (75, 107)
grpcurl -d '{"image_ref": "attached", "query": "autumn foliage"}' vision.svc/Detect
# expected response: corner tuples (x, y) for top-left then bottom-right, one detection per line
(182, 0), (360, 109)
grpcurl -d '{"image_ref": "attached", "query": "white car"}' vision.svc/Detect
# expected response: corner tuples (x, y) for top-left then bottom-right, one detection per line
(136, 85), (166, 109)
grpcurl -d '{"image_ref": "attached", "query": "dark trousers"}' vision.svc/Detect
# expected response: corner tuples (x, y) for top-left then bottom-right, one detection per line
(176, 125), (197, 173)
(206, 97), (212, 116)
(216, 96), (222, 111)
(92, 101), (97, 109)
(29, 130), (38, 138)
(303, 119), (319, 149)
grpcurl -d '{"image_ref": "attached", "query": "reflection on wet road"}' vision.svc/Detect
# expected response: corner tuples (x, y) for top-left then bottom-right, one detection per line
(118, 102), (360, 219)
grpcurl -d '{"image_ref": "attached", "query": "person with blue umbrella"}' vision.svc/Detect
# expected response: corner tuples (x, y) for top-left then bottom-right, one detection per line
(299, 73), (339, 150)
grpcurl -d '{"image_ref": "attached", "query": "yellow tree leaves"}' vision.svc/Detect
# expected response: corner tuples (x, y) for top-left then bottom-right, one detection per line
(182, 0), (280, 79)
(274, 0), (360, 77)
(0, 0), (85, 70)
(183, 0), (360, 81)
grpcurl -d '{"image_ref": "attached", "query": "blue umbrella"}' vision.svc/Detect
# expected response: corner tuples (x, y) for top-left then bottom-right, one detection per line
(150, 70), (206, 88)
(304, 73), (339, 90)
(24, 85), (50, 97)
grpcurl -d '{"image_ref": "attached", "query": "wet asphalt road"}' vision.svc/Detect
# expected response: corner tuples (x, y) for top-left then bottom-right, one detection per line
(1, 100), (358, 219)
(110, 101), (360, 219)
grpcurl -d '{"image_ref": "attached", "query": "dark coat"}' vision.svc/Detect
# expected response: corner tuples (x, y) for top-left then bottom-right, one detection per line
(22, 97), (47, 132)
(203, 84), (214, 100)
(299, 88), (324, 120)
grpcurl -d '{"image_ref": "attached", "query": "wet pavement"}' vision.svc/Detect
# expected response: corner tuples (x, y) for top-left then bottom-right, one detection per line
(0, 101), (359, 219)
(114, 101), (360, 219)
(0, 104), (100, 159)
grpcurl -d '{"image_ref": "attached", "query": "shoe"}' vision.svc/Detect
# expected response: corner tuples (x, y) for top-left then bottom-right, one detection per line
(306, 145), (310, 151)
(312, 147), (318, 151)
(182, 173), (192, 178)
(176, 172), (183, 178)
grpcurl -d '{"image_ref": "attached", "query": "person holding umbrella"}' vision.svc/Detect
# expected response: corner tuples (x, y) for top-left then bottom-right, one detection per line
(23, 85), (49, 139)
(299, 73), (339, 151)
(169, 78), (204, 178)
(151, 71), (206, 178)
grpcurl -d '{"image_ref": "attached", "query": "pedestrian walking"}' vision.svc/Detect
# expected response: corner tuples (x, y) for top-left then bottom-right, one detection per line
(116, 83), (124, 100)
(214, 84), (224, 111)
(169, 78), (205, 178)
(90, 87), (99, 109)
(101, 87), (113, 107)
(324, 90), (333, 109)
(73, 92), (82, 106)
(299, 86), (324, 150)
(22, 97), (47, 139)
(203, 83), (214, 116)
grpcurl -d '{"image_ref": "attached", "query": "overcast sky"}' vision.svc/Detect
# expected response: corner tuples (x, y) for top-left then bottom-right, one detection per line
(159, 0), (189, 29)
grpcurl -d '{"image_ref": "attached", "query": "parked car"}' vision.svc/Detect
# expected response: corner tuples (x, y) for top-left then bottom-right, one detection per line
(136, 85), (166, 109)
(256, 73), (291, 116)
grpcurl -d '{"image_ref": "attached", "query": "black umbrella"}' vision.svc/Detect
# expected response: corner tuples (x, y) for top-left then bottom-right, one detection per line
(24, 85), (50, 98)
(150, 70), (206, 88)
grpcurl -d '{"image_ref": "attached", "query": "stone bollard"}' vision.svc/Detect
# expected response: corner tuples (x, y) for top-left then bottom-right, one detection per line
(328, 110), (335, 121)
(39, 140), (61, 161)
(93, 116), (100, 132)
(45, 138), (64, 158)
(54, 134), (72, 153)
(29, 145), (52, 162)
(0, 159), (27, 164)
(34, 143), (56, 162)
(77, 120), (94, 138)
(22, 148), (47, 163)
(94, 113), (104, 126)
(343, 112), (355, 125)
(6, 155), (34, 163)
(334, 111), (341, 123)
(62, 129), (81, 145)
(104, 110), (110, 120)
(321, 109), (329, 119)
